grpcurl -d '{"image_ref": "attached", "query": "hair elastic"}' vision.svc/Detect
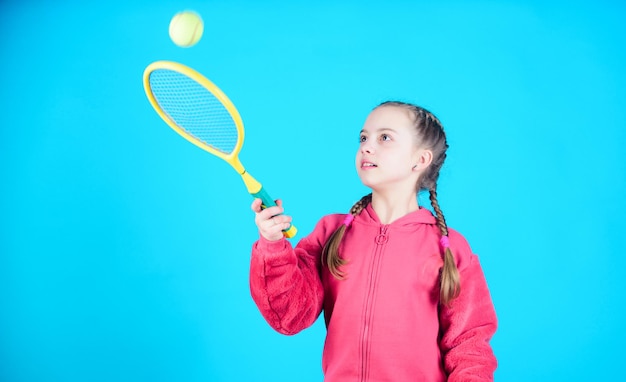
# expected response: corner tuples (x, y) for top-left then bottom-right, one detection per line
(440, 235), (450, 249)
(343, 214), (354, 227)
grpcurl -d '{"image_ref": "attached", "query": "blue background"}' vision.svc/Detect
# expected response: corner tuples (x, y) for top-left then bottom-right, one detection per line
(1, 1), (625, 381)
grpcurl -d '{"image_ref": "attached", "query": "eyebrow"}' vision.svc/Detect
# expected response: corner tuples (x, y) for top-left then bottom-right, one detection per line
(360, 127), (398, 134)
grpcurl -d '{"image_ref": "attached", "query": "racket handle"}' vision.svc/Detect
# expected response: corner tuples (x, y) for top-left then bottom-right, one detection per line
(252, 186), (297, 239)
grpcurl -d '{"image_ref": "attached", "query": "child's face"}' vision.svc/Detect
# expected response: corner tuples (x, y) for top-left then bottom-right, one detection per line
(356, 106), (425, 193)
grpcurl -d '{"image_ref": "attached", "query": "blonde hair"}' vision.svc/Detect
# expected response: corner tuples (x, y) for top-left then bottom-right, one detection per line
(321, 101), (460, 306)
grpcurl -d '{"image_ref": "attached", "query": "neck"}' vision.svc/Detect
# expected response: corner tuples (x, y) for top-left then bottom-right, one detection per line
(370, 189), (419, 224)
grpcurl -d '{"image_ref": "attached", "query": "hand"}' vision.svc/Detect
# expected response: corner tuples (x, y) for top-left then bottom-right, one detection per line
(251, 198), (293, 242)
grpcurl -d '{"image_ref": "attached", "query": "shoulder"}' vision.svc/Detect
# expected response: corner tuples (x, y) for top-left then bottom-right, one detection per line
(447, 228), (477, 272)
(318, 213), (347, 228)
(301, 213), (347, 246)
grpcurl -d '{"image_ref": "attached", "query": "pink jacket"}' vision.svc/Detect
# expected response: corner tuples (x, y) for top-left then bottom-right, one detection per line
(250, 204), (497, 381)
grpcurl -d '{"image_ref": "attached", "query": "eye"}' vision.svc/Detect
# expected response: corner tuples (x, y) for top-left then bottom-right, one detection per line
(359, 134), (367, 143)
(380, 134), (391, 141)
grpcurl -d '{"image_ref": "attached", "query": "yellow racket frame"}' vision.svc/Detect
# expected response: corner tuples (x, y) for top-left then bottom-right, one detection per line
(143, 61), (296, 238)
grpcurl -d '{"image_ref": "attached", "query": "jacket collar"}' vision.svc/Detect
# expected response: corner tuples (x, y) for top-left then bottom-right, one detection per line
(357, 203), (437, 229)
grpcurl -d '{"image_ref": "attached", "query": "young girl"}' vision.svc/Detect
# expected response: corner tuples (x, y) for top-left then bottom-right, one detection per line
(249, 101), (497, 381)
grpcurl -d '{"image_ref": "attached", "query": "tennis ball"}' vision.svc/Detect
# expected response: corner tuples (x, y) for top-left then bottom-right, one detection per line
(169, 11), (204, 48)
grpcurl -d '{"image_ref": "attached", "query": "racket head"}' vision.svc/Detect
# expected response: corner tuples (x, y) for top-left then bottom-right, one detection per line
(143, 61), (244, 171)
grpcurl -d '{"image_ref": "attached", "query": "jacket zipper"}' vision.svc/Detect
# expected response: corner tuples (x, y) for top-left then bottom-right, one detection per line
(360, 224), (389, 382)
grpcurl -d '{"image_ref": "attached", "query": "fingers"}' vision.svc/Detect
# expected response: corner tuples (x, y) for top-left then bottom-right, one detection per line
(251, 198), (292, 242)
(250, 198), (283, 213)
(251, 198), (263, 213)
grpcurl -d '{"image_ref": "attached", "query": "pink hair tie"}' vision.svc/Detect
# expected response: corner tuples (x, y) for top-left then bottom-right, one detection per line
(343, 214), (354, 227)
(440, 235), (450, 249)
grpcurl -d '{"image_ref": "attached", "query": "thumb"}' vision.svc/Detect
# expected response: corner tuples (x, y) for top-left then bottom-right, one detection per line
(251, 198), (263, 213)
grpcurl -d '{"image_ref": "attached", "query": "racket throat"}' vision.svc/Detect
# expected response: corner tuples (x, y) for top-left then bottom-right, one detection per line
(229, 157), (262, 194)
(240, 171), (262, 194)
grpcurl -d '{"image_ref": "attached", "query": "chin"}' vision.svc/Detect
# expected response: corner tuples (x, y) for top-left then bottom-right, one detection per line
(357, 176), (375, 189)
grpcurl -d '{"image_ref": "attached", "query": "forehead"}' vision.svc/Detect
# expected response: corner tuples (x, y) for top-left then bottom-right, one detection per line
(362, 106), (415, 133)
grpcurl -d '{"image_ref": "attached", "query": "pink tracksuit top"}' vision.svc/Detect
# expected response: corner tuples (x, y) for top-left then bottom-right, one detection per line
(249, 204), (497, 381)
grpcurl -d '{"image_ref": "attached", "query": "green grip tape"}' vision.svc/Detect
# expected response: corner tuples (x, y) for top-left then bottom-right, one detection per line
(253, 187), (276, 209)
(252, 186), (297, 238)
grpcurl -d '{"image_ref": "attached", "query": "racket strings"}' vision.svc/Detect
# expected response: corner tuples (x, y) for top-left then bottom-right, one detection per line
(149, 69), (239, 155)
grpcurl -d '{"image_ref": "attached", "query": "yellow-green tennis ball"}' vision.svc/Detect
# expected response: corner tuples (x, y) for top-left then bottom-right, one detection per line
(169, 11), (204, 48)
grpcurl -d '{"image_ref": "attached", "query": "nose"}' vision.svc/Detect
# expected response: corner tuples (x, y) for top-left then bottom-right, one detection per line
(360, 140), (374, 154)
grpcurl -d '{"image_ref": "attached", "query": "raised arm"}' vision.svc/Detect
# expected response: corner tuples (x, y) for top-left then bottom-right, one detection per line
(249, 235), (325, 335)
(249, 198), (329, 335)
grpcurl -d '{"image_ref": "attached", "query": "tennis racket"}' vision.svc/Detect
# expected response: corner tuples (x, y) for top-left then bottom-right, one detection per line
(143, 60), (297, 238)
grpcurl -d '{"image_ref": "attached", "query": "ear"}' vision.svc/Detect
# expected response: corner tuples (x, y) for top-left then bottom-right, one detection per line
(412, 149), (433, 172)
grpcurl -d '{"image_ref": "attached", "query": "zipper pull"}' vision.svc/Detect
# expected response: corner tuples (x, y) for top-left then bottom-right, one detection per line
(375, 225), (388, 245)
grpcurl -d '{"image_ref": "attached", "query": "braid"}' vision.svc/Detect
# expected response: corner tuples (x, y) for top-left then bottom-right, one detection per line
(429, 189), (460, 306)
(429, 189), (449, 236)
(351, 193), (372, 215)
(323, 194), (372, 279)
(378, 101), (460, 305)
(423, 109), (442, 128)
(405, 105), (461, 305)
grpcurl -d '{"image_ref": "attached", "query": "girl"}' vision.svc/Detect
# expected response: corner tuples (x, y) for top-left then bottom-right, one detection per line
(249, 101), (497, 381)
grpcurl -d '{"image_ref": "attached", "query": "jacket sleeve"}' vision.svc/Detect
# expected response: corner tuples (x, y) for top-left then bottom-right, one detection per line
(249, 220), (329, 335)
(439, 244), (498, 381)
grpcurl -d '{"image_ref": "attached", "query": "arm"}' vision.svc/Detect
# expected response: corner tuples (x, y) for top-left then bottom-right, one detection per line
(439, 254), (498, 381)
(248, 198), (328, 335)
(249, 234), (325, 335)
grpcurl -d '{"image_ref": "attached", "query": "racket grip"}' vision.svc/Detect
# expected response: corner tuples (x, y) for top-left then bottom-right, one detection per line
(252, 187), (297, 239)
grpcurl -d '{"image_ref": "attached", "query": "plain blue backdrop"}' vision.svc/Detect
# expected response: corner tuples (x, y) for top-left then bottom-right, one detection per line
(1, 0), (625, 381)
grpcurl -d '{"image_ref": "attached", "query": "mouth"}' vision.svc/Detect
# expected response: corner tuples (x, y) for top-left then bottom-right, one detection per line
(361, 161), (377, 169)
